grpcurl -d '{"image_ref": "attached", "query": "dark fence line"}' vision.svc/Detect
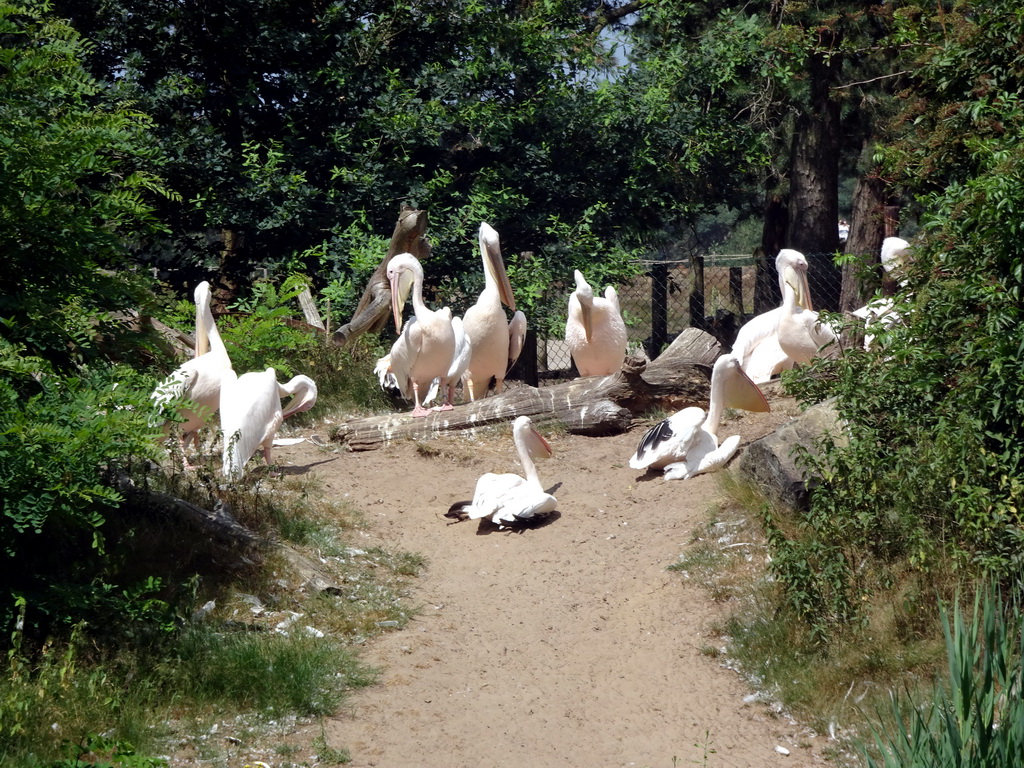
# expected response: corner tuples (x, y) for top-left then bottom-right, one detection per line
(530, 253), (843, 382)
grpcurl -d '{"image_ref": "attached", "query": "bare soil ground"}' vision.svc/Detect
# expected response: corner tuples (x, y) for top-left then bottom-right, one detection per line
(259, 384), (833, 768)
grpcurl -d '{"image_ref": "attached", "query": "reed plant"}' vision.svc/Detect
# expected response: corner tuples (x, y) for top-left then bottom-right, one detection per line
(863, 584), (1024, 767)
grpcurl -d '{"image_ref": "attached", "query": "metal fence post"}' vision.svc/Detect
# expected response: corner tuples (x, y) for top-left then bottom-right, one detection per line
(649, 262), (669, 358)
(689, 254), (706, 332)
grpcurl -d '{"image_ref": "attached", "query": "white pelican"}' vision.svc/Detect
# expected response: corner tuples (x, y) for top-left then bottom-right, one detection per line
(777, 249), (839, 365)
(881, 236), (911, 282)
(422, 315), (472, 408)
(731, 249), (812, 384)
(852, 237), (913, 350)
(220, 368), (318, 479)
(564, 269), (627, 377)
(150, 281), (233, 468)
(629, 353), (770, 480)
(461, 223), (523, 401)
(385, 253), (456, 417)
(446, 415), (557, 527)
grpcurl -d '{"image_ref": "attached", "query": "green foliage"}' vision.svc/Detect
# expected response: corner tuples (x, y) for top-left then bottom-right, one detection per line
(864, 585), (1024, 767)
(316, 213), (392, 325)
(503, 204), (646, 338)
(38, 734), (167, 768)
(220, 274), (319, 380)
(0, 3), (171, 370)
(0, 367), (173, 639)
(55, 0), (776, 332)
(770, 0), (1024, 643)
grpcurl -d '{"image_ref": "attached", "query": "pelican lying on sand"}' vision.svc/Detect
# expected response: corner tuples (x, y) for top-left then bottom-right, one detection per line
(446, 415), (557, 527)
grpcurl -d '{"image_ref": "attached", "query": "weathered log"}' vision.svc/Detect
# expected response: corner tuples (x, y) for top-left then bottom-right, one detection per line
(332, 206), (430, 347)
(113, 471), (265, 556)
(334, 328), (722, 451)
(298, 287), (325, 330)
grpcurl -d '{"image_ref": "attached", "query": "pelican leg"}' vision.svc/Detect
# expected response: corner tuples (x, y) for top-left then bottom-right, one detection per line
(179, 431), (197, 471)
(410, 382), (432, 417)
(433, 377), (454, 411)
(493, 378), (504, 395)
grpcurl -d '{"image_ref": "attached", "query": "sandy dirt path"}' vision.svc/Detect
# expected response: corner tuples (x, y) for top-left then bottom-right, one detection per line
(273, 399), (829, 768)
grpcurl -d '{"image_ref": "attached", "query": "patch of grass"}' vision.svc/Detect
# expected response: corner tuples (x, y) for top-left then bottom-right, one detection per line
(291, 335), (394, 424)
(674, 469), (955, 757)
(163, 627), (373, 717)
(861, 584), (1024, 767)
(0, 460), (423, 766)
(313, 726), (352, 765)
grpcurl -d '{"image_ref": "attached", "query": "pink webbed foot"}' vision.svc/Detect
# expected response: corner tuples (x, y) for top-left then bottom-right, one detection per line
(411, 405), (433, 418)
(433, 403), (454, 412)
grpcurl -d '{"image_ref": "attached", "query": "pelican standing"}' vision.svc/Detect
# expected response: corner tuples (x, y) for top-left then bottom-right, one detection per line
(565, 269), (627, 377)
(731, 249), (812, 384)
(777, 249), (838, 365)
(446, 415), (557, 527)
(220, 368), (318, 479)
(629, 353), (770, 480)
(150, 280), (233, 468)
(385, 253), (456, 417)
(422, 314), (473, 408)
(462, 222), (523, 401)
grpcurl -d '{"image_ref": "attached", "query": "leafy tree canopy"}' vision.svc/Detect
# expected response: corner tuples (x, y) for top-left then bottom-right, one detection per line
(56, 0), (769, 319)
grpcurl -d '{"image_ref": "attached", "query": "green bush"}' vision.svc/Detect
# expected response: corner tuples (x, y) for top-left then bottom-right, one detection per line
(0, 368), (170, 640)
(772, 0), (1024, 643)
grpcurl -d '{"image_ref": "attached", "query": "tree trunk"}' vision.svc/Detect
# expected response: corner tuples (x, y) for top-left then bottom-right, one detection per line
(334, 328), (722, 450)
(839, 171), (887, 311)
(786, 45), (843, 310)
(755, 185), (788, 315)
(331, 206), (430, 347)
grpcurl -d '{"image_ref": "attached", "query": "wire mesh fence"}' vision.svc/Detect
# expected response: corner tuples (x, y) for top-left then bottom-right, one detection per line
(530, 252), (844, 383)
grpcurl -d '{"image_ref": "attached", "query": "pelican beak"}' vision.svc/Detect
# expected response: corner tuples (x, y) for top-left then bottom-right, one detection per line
(481, 223), (516, 311)
(784, 264), (812, 311)
(530, 426), (553, 459)
(390, 270), (405, 334)
(723, 362), (771, 413)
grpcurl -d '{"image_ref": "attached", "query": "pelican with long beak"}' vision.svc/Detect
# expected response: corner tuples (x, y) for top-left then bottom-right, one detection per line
(564, 269), (627, 377)
(731, 249), (814, 383)
(629, 353), (770, 480)
(150, 280), (233, 468)
(777, 249), (838, 365)
(220, 368), (317, 479)
(461, 222), (525, 401)
(384, 253), (456, 417)
(446, 415), (557, 528)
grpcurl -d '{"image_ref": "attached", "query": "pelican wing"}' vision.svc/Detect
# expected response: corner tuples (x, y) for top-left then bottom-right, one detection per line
(629, 407), (705, 470)
(150, 366), (197, 424)
(663, 433), (741, 481)
(464, 472), (527, 520)
(507, 310), (527, 375)
(387, 316), (423, 400)
(604, 285), (621, 315)
(422, 315), (470, 406)
(490, 487), (558, 525)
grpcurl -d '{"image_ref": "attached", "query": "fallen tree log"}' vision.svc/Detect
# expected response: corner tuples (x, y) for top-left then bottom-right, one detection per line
(331, 206), (430, 348)
(334, 328), (721, 450)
